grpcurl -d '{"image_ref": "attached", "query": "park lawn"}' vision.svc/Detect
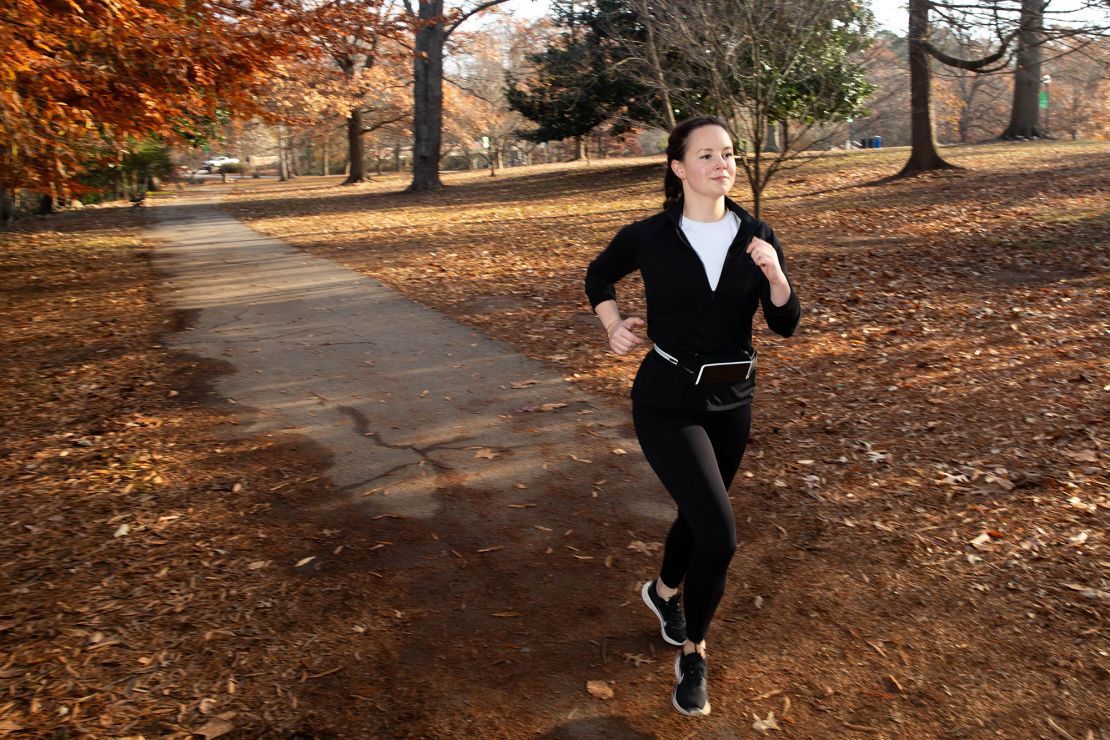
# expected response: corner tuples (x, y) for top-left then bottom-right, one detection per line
(219, 140), (1109, 735)
(0, 140), (1106, 737)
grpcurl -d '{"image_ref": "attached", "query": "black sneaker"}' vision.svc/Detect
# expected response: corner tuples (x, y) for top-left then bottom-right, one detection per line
(641, 579), (686, 646)
(673, 650), (711, 716)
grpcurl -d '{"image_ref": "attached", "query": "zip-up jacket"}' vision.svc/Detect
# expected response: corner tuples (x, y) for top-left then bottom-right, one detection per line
(584, 196), (802, 410)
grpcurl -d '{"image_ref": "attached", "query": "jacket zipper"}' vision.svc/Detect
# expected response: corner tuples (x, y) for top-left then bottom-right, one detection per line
(671, 224), (718, 299)
(672, 213), (754, 300)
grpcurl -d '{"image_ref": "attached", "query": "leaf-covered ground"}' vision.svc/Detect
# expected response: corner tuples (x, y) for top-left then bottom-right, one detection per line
(219, 141), (1109, 736)
(1, 141), (1107, 737)
(0, 207), (392, 737)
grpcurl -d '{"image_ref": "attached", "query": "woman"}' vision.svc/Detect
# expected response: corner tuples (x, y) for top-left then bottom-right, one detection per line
(583, 115), (801, 716)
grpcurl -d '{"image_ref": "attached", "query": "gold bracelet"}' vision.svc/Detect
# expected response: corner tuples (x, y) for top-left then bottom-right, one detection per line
(605, 318), (622, 336)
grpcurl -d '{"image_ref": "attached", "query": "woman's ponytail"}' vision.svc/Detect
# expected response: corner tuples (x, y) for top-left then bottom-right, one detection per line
(663, 167), (684, 210)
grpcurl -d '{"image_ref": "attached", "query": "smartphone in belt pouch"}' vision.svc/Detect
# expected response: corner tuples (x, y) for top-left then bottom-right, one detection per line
(694, 360), (754, 385)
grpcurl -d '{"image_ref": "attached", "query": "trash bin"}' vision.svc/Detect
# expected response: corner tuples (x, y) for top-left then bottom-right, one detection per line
(872, 135), (882, 149)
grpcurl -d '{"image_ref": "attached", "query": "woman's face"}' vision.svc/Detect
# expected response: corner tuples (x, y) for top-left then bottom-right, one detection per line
(671, 125), (736, 201)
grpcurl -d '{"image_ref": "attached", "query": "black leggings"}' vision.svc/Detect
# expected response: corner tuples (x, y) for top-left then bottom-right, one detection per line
(632, 401), (751, 644)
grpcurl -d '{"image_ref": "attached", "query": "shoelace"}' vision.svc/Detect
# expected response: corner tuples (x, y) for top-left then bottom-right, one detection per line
(662, 594), (686, 629)
(681, 652), (707, 680)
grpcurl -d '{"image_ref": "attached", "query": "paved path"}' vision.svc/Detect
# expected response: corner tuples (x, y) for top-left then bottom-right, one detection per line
(147, 191), (684, 736)
(149, 192), (665, 521)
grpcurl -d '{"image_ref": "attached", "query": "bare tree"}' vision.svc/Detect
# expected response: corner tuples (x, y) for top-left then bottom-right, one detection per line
(901, 0), (1108, 173)
(1047, 34), (1110, 138)
(1001, 0), (1110, 138)
(932, 30), (1012, 142)
(444, 18), (541, 174)
(635, 0), (873, 216)
(401, 0), (511, 192)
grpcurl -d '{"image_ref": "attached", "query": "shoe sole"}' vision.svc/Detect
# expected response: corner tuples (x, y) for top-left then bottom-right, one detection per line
(672, 654), (711, 716)
(641, 580), (685, 647)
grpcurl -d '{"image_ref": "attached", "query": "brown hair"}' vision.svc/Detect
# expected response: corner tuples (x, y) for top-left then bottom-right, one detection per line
(663, 115), (736, 210)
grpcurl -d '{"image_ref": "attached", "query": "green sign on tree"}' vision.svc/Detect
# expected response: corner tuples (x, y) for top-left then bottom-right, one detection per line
(1039, 90), (1049, 110)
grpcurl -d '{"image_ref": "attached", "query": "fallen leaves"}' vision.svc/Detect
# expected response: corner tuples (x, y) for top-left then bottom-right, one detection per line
(195, 712), (237, 739)
(7, 148), (1109, 739)
(585, 680), (614, 700)
(969, 532), (993, 551)
(622, 652), (653, 666)
(518, 402), (566, 413)
(752, 711), (781, 732)
(1062, 583), (1110, 602)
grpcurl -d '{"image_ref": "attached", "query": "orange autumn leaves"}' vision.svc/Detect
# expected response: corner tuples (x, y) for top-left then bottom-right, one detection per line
(0, 0), (309, 194)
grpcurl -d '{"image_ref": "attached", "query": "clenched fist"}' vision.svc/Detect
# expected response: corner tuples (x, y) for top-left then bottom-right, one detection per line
(746, 236), (787, 285)
(609, 316), (645, 356)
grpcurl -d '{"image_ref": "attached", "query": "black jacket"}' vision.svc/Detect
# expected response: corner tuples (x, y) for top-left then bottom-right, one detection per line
(584, 196), (802, 410)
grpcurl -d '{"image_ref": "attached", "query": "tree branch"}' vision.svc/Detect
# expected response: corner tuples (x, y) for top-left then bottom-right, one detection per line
(922, 28), (1020, 70)
(446, 0), (510, 37)
(361, 112), (409, 133)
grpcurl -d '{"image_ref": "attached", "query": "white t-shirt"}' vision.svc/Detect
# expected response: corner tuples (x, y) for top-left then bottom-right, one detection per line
(680, 211), (741, 291)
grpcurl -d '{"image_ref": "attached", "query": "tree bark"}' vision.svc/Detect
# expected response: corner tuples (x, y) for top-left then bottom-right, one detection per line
(574, 135), (586, 160)
(898, 0), (956, 176)
(407, 1), (447, 191)
(1001, 0), (1047, 139)
(637, 0), (676, 129)
(764, 122), (778, 152)
(344, 108), (369, 184)
(0, 191), (14, 225)
(278, 126), (295, 182)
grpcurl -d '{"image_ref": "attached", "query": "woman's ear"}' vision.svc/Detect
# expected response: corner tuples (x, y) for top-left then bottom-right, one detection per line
(670, 159), (685, 180)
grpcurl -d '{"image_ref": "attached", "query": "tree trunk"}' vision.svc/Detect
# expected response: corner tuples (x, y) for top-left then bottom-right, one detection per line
(1001, 0), (1047, 139)
(898, 0), (956, 176)
(344, 108), (368, 184)
(763, 122), (778, 152)
(323, 137), (330, 176)
(394, 142), (401, 172)
(38, 191), (58, 214)
(278, 126), (295, 182)
(638, 0), (676, 130)
(407, 0), (447, 192)
(0, 191), (14, 225)
(573, 135), (586, 161)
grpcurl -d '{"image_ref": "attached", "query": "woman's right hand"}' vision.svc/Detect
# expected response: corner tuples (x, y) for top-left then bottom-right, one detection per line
(609, 317), (645, 355)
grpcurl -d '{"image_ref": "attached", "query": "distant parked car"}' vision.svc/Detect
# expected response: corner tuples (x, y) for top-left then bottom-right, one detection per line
(201, 156), (240, 172)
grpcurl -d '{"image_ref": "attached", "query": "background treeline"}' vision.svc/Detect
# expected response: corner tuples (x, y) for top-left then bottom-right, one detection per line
(2, 0), (1107, 221)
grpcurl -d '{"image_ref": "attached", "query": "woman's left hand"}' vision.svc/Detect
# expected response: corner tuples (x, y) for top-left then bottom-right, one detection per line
(746, 236), (787, 285)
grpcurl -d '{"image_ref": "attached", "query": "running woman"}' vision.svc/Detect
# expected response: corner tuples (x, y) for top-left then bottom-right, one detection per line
(584, 115), (802, 716)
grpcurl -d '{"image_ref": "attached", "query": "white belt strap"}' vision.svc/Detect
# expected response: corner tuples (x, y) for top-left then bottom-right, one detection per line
(653, 344), (680, 365)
